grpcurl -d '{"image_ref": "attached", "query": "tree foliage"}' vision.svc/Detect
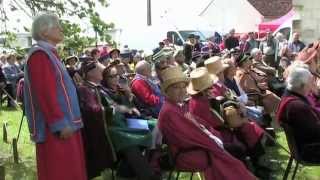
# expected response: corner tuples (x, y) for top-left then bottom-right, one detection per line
(1, 31), (17, 49)
(4, 0), (114, 56)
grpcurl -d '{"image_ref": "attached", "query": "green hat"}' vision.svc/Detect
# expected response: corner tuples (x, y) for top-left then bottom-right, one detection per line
(236, 54), (251, 66)
(152, 48), (174, 62)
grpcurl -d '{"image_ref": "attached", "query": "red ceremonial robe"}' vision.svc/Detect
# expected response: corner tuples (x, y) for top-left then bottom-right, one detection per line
(189, 95), (263, 149)
(158, 100), (256, 180)
(28, 51), (86, 180)
(210, 83), (264, 148)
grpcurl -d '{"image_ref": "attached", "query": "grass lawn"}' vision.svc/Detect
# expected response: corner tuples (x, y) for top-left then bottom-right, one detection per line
(1, 107), (320, 180)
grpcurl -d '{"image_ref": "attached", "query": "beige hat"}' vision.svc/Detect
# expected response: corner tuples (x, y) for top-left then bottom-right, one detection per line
(187, 67), (218, 95)
(205, 56), (230, 75)
(161, 66), (189, 94)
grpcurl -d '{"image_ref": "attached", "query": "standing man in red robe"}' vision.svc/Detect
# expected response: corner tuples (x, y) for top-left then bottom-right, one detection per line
(24, 13), (86, 180)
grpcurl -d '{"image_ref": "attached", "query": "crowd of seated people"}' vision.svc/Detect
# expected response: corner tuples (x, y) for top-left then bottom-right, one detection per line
(13, 19), (320, 180)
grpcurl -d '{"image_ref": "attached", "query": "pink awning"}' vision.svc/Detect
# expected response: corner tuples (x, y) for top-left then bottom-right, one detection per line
(258, 9), (295, 32)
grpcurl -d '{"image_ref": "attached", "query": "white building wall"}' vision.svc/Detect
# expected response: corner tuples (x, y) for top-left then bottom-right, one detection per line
(200, 0), (263, 33)
(293, 0), (320, 44)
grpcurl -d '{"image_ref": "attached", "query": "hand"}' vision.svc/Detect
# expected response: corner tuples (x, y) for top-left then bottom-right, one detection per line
(130, 107), (141, 117)
(257, 82), (268, 90)
(59, 126), (73, 139)
(117, 105), (132, 114)
(73, 72), (83, 85)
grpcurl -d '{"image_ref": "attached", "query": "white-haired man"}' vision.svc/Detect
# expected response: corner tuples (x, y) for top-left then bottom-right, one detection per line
(251, 48), (276, 76)
(277, 67), (320, 162)
(131, 60), (163, 118)
(24, 13), (86, 180)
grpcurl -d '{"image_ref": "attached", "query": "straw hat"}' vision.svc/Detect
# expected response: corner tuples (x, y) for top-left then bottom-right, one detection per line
(161, 66), (189, 94)
(187, 67), (218, 95)
(109, 48), (120, 55)
(204, 56), (229, 75)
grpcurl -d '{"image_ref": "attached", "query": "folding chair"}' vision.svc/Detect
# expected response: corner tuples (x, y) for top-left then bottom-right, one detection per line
(159, 138), (211, 180)
(281, 123), (320, 180)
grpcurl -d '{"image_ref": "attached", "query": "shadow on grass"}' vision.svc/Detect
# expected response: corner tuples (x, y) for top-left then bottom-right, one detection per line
(5, 161), (37, 180)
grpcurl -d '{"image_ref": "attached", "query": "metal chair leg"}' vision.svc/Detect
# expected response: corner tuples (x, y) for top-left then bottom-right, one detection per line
(175, 171), (180, 180)
(190, 172), (193, 180)
(283, 156), (293, 180)
(292, 161), (299, 180)
(168, 171), (173, 180)
(111, 169), (115, 180)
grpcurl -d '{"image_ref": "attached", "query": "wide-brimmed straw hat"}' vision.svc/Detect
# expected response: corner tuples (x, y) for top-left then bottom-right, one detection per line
(187, 67), (218, 95)
(109, 48), (120, 55)
(161, 66), (189, 94)
(204, 56), (229, 76)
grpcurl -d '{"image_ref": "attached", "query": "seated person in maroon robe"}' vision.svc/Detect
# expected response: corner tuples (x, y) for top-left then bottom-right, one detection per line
(187, 67), (269, 178)
(277, 66), (320, 162)
(158, 66), (256, 180)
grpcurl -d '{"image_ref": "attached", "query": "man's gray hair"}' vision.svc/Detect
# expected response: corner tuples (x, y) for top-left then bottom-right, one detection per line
(286, 67), (312, 91)
(135, 60), (150, 75)
(32, 13), (59, 41)
(250, 48), (261, 57)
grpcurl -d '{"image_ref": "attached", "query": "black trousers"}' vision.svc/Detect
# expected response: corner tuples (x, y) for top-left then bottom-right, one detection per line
(4, 84), (15, 107)
(118, 146), (160, 180)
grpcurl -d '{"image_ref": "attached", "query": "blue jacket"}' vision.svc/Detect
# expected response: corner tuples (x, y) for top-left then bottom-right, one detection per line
(24, 41), (83, 143)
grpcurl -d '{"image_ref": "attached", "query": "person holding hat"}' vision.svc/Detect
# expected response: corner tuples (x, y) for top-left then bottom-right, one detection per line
(78, 60), (159, 180)
(188, 66), (269, 175)
(158, 66), (256, 180)
(187, 67), (248, 157)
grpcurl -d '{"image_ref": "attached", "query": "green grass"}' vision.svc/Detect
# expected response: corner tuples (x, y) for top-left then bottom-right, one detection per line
(1, 107), (320, 180)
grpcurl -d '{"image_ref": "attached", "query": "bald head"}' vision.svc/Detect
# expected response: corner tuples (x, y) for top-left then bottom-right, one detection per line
(135, 60), (152, 77)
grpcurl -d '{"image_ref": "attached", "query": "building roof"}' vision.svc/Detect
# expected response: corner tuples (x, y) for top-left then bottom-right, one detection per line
(247, 0), (293, 19)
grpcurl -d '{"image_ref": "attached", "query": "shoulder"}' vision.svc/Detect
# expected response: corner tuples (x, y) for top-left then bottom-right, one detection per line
(285, 97), (309, 111)
(27, 50), (50, 65)
(132, 78), (148, 86)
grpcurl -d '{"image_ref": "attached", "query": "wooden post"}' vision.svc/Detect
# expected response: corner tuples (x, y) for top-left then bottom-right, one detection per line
(12, 138), (19, 164)
(147, 0), (152, 26)
(0, 165), (5, 180)
(2, 122), (7, 143)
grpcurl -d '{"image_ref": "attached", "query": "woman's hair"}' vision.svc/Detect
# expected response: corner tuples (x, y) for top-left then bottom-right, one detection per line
(32, 13), (59, 41)
(286, 66), (312, 91)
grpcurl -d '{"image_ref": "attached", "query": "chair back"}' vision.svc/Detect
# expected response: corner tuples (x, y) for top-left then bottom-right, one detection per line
(281, 122), (302, 161)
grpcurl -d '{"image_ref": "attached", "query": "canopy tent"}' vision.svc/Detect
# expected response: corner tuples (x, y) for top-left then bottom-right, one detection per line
(258, 9), (295, 33)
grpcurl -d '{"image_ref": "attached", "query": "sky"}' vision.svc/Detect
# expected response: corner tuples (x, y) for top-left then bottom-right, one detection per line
(2, 0), (213, 50)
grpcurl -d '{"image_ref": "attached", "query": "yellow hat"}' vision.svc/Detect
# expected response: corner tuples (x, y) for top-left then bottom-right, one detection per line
(187, 67), (218, 95)
(205, 56), (230, 75)
(161, 66), (189, 94)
